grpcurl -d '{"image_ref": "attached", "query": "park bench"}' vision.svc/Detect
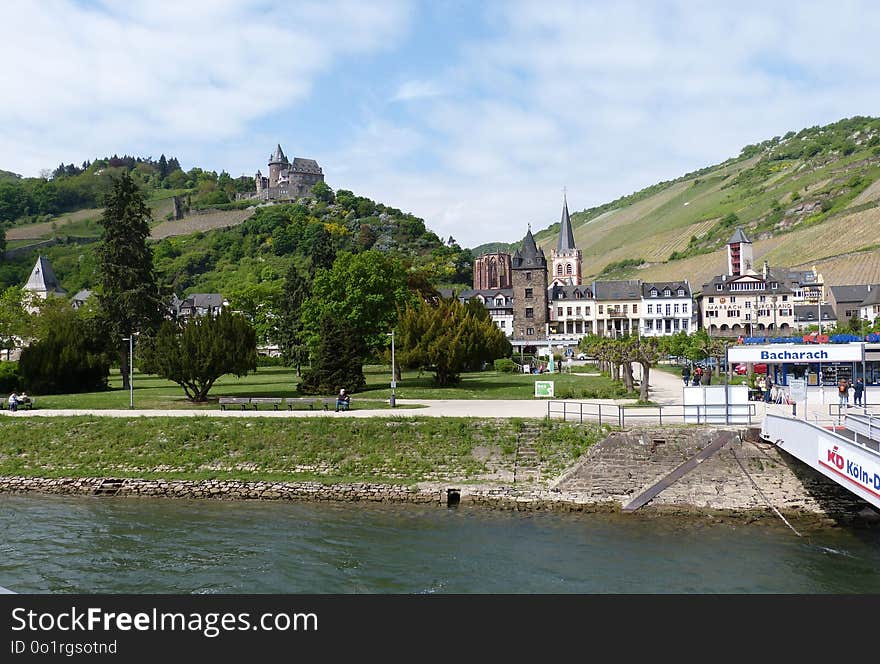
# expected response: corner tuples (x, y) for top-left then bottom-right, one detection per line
(2, 397), (34, 411)
(285, 397), (337, 411)
(218, 397), (252, 410)
(248, 397), (283, 410)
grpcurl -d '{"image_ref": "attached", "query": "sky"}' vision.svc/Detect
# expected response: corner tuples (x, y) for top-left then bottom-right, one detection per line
(3, 0), (880, 248)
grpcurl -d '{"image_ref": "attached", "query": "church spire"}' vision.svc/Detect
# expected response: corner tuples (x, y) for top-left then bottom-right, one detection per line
(557, 189), (576, 252)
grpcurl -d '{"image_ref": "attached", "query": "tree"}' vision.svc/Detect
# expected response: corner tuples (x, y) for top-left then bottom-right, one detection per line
(157, 154), (168, 181)
(311, 181), (335, 203)
(0, 287), (29, 360)
(301, 250), (412, 359)
(397, 298), (511, 386)
(138, 310), (258, 402)
(297, 312), (367, 394)
(96, 172), (165, 388)
(276, 264), (311, 375)
(19, 310), (110, 394)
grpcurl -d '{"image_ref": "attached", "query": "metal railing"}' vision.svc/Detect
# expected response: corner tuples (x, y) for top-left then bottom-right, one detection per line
(547, 400), (756, 426)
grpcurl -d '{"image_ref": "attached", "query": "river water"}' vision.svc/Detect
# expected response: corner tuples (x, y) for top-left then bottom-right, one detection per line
(2, 494), (880, 593)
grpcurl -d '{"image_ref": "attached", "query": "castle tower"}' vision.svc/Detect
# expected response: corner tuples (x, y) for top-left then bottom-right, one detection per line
(268, 144), (288, 188)
(511, 227), (548, 342)
(727, 227), (753, 277)
(550, 192), (582, 286)
(473, 252), (512, 290)
(255, 169), (263, 193)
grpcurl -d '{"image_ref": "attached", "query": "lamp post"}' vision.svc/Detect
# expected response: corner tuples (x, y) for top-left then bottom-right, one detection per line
(122, 334), (134, 409)
(387, 330), (396, 408)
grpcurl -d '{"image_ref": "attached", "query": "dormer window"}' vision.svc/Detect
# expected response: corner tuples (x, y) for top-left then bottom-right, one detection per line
(650, 289), (658, 297)
(716, 284), (723, 292)
(677, 289), (685, 297)
(770, 282), (778, 289)
(663, 289), (671, 297)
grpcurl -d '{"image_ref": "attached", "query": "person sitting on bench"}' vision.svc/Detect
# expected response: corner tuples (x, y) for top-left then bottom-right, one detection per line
(335, 388), (350, 412)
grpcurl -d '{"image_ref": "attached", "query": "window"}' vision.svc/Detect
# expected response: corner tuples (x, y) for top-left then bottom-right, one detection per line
(525, 307), (534, 319)
(576, 306), (581, 315)
(645, 320), (653, 330)
(771, 282), (778, 289)
(526, 327), (534, 336)
(647, 304), (653, 314)
(682, 320), (688, 330)
(623, 304), (629, 314)
(557, 307), (563, 317)
(730, 297), (736, 303)
(782, 295), (788, 302)
(499, 321), (505, 328)
(524, 288), (533, 298)
(664, 289), (671, 297)
(677, 289), (685, 297)
(716, 284), (723, 292)
(674, 304), (679, 314)
(745, 301), (751, 308)
(566, 264), (572, 275)
(708, 297), (714, 304)
(759, 295), (766, 303)
(567, 307), (573, 316)
(727, 310), (739, 317)
(633, 304), (638, 314)
(525, 272), (532, 281)
(665, 304), (671, 316)
(598, 305), (604, 314)
(557, 265), (563, 275)
(585, 306), (591, 315)
(682, 303), (688, 313)
(650, 289), (658, 297)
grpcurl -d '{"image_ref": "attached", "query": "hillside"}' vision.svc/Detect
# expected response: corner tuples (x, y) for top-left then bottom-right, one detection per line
(481, 116), (880, 291)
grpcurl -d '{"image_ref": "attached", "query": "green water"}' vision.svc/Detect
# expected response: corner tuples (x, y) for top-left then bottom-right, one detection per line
(2, 495), (879, 593)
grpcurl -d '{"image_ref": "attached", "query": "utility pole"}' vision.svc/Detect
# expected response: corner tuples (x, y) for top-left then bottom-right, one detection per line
(122, 334), (134, 409)
(387, 330), (396, 408)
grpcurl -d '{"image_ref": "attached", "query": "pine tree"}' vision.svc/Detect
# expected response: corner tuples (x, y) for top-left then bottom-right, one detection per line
(157, 154), (168, 181)
(97, 172), (164, 388)
(276, 263), (311, 375)
(298, 312), (367, 395)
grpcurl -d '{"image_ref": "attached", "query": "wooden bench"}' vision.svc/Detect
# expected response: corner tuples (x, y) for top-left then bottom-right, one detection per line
(249, 397), (283, 410)
(285, 397), (336, 411)
(2, 398), (34, 411)
(219, 397), (251, 410)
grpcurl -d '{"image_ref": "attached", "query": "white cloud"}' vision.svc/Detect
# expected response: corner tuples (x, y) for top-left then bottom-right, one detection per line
(0, 0), (411, 175)
(391, 80), (444, 102)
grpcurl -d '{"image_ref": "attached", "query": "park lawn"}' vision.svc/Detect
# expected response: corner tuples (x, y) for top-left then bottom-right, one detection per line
(0, 416), (606, 484)
(26, 364), (634, 409)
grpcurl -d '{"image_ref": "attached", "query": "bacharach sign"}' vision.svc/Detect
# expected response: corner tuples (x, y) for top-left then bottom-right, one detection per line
(728, 343), (864, 363)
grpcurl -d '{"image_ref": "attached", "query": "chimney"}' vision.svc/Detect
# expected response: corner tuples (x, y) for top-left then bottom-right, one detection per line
(762, 260), (769, 280)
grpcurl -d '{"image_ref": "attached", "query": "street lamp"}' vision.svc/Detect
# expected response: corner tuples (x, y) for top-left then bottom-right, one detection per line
(122, 334), (134, 409)
(387, 330), (396, 408)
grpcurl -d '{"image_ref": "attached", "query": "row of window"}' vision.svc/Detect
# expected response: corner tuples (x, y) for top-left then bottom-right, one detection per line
(707, 295), (789, 303)
(715, 281), (780, 292)
(554, 303), (690, 317)
(705, 308), (795, 319)
(644, 319), (688, 331)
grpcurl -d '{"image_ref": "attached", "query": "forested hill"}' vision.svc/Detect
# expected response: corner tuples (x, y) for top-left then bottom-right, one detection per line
(0, 154), (474, 311)
(474, 115), (880, 290)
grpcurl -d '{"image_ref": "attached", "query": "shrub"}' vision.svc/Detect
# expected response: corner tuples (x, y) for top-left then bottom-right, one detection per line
(494, 358), (518, 373)
(0, 361), (20, 392)
(19, 316), (110, 394)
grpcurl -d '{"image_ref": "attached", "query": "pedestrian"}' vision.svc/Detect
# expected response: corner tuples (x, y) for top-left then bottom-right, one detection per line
(854, 378), (865, 407)
(838, 378), (849, 408)
(7, 391), (18, 412)
(764, 376), (773, 403)
(702, 369), (711, 386)
(335, 388), (350, 412)
(681, 364), (691, 386)
(692, 366), (703, 386)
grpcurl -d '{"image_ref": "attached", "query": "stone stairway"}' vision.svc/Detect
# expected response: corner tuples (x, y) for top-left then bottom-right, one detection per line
(513, 423), (542, 484)
(93, 478), (125, 496)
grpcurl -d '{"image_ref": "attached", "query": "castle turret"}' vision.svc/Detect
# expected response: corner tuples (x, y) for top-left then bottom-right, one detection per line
(511, 227), (548, 342)
(550, 192), (582, 286)
(268, 144), (288, 188)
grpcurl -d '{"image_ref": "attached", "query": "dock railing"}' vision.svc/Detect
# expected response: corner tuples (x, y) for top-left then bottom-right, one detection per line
(547, 401), (756, 426)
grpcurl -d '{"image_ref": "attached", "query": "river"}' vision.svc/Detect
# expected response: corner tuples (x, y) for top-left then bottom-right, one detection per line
(2, 494), (879, 593)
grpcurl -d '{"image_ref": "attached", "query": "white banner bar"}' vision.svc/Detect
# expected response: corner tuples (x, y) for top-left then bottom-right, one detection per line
(728, 343), (864, 363)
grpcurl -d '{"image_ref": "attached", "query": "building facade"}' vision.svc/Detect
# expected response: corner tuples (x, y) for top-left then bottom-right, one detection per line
(472, 252), (512, 290)
(510, 228), (549, 343)
(246, 144), (324, 202)
(640, 281), (693, 336)
(549, 194), (583, 287)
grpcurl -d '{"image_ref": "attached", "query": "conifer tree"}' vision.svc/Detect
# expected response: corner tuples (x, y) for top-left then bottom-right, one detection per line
(96, 172), (164, 388)
(298, 312), (367, 394)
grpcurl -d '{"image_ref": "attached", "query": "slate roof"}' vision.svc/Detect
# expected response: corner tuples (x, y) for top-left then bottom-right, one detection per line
(511, 228), (546, 268)
(830, 284), (871, 304)
(24, 255), (66, 295)
(269, 144), (288, 164)
(859, 286), (880, 307)
(642, 281), (691, 298)
(794, 304), (836, 322)
(728, 227), (751, 244)
(549, 284), (593, 300)
(289, 158), (323, 175)
(592, 279), (642, 301)
(556, 195), (576, 252)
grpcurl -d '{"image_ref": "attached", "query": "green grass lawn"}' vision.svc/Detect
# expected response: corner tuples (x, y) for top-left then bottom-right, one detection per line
(23, 363), (633, 409)
(0, 416), (607, 484)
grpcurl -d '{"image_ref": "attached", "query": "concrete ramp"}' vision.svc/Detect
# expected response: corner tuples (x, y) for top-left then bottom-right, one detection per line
(622, 430), (739, 512)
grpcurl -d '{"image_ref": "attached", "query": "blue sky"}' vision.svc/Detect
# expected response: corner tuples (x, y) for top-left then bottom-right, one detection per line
(3, 1), (880, 248)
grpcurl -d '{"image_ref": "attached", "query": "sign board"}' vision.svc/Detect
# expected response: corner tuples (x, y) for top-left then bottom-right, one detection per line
(534, 381), (554, 398)
(683, 385), (750, 424)
(789, 378), (806, 402)
(728, 343), (864, 363)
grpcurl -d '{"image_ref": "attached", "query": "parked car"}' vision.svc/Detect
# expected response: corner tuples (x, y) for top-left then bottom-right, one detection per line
(576, 353), (587, 360)
(735, 363), (767, 375)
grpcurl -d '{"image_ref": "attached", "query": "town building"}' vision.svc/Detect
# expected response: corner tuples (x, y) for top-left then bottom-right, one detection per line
(71, 289), (93, 310)
(510, 227), (549, 344)
(169, 293), (228, 319)
(640, 281), (693, 336)
(698, 228), (815, 337)
(473, 252), (512, 290)
(23, 255), (67, 301)
(549, 194), (582, 286)
(828, 284), (874, 324)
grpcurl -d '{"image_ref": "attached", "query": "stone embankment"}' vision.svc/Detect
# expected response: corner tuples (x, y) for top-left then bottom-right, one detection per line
(1, 425), (876, 523)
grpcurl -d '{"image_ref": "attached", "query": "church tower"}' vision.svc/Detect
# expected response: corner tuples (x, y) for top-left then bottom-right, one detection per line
(550, 192), (582, 286)
(511, 227), (548, 342)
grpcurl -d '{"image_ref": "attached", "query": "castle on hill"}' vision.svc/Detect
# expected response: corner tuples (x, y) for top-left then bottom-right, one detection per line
(242, 144), (325, 202)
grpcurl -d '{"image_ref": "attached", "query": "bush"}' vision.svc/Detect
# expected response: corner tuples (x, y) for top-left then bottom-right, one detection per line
(494, 358), (518, 373)
(256, 354), (286, 367)
(19, 316), (110, 394)
(0, 361), (20, 392)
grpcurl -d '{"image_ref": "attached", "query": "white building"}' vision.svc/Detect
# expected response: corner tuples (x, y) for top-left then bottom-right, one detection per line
(640, 281), (693, 336)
